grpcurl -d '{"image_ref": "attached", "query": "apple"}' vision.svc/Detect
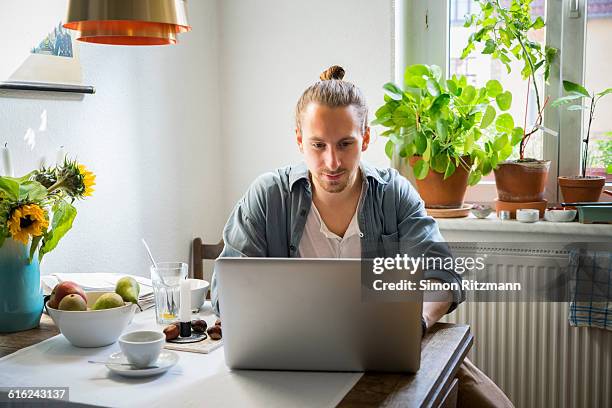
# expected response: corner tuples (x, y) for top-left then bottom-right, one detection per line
(48, 281), (87, 309)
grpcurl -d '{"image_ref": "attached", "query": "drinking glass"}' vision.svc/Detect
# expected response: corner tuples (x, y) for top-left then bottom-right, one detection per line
(150, 262), (188, 324)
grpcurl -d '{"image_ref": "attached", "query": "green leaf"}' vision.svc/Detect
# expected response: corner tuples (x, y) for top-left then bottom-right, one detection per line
(431, 154), (448, 173)
(404, 65), (430, 88)
(430, 94), (451, 113)
(0, 177), (20, 200)
(499, 142), (514, 162)
(464, 132), (474, 154)
(482, 39), (496, 54)
(383, 83), (403, 100)
(426, 79), (441, 97)
(562, 80), (590, 97)
(370, 115), (391, 126)
(460, 42), (475, 60)
(447, 79), (458, 95)
(39, 200), (77, 261)
(392, 105), (415, 127)
(567, 105), (588, 111)
(430, 65), (442, 81)
(496, 91), (512, 111)
(461, 85), (476, 104)
(444, 160), (456, 180)
(422, 138), (432, 162)
(413, 159), (429, 180)
(415, 132), (428, 154)
(531, 16), (545, 30)
(511, 127), (524, 145)
(436, 119), (448, 143)
(19, 181), (48, 202)
(607, 164), (612, 174)
(597, 88), (612, 97)
(468, 171), (482, 186)
(384, 140), (395, 159)
(493, 134), (509, 151)
(485, 80), (503, 98)
(401, 144), (417, 158)
(551, 93), (584, 107)
(495, 113), (514, 133)
(29, 235), (43, 264)
(481, 105), (496, 128)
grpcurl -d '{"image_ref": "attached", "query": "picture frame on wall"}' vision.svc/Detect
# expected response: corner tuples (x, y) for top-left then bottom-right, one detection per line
(0, 0), (94, 95)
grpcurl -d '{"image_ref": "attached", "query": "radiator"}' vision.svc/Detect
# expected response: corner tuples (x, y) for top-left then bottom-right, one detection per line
(441, 244), (612, 408)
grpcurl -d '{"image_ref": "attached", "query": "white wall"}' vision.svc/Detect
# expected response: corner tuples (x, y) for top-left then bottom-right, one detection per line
(218, 0), (394, 210)
(0, 0), (225, 280)
(1, 0), (394, 280)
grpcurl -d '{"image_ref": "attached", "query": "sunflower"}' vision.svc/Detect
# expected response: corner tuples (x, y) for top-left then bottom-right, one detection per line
(78, 164), (96, 197)
(54, 159), (96, 198)
(7, 204), (49, 245)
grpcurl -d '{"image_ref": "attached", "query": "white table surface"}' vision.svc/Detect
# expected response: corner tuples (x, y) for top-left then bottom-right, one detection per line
(0, 304), (362, 408)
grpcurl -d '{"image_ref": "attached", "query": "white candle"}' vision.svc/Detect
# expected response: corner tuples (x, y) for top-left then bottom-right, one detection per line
(56, 146), (66, 166)
(2, 144), (14, 177)
(180, 279), (191, 322)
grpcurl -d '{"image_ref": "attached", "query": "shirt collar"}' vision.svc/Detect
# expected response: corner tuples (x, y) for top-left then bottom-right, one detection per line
(288, 161), (388, 192)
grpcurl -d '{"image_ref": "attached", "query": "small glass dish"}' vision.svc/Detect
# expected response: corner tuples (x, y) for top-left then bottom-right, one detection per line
(470, 204), (493, 219)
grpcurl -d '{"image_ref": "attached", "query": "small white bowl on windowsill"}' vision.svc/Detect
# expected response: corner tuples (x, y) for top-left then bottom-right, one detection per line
(544, 208), (577, 222)
(516, 209), (540, 223)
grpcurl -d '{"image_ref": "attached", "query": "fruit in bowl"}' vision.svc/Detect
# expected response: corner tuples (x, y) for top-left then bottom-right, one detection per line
(46, 281), (138, 347)
(48, 281), (87, 309)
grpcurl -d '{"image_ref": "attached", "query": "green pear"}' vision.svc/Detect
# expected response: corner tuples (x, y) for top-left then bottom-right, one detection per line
(92, 292), (125, 310)
(58, 294), (87, 311)
(115, 276), (142, 311)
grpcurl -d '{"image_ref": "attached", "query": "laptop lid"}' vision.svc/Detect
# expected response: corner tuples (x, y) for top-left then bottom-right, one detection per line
(216, 257), (423, 373)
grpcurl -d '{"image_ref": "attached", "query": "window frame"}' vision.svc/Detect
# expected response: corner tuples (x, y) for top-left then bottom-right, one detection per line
(394, 0), (599, 203)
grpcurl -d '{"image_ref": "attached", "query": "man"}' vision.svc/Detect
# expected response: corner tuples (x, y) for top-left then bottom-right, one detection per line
(211, 65), (513, 408)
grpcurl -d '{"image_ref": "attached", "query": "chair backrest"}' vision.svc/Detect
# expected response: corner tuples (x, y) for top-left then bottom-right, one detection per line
(192, 237), (224, 280)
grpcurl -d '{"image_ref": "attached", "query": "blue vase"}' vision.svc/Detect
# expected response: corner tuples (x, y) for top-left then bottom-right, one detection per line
(0, 239), (43, 332)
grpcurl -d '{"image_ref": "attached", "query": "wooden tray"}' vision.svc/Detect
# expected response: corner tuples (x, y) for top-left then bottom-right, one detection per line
(426, 204), (473, 218)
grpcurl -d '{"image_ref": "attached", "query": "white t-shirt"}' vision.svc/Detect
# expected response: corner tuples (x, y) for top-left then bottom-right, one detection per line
(298, 190), (363, 259)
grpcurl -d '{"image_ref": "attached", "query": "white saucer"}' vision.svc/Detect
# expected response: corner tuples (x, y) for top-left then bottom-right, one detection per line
(105, 350), (179, 377)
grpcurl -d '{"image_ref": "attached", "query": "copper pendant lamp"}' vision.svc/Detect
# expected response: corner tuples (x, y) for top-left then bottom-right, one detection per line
(63, 0), (191, 45)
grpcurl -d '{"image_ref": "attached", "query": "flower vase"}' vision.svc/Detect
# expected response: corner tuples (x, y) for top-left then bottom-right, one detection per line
(0, 238), (43, 332)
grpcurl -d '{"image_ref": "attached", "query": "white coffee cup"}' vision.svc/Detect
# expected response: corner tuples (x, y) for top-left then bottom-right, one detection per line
(118, 330), (165, 368)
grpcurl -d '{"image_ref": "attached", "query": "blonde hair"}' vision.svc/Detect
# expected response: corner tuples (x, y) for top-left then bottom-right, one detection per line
(295, 65), (368, 133)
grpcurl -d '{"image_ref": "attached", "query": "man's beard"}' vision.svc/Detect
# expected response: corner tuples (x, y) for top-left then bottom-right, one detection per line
(315, 170), (350, 193)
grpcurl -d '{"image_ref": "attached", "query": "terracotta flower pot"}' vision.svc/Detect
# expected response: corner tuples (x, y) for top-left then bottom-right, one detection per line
(558, 176), (605, 203)
(408, 156), (470, 209)
(494, 160), (550, 202)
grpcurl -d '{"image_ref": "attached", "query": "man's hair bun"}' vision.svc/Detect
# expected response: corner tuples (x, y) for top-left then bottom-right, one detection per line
(319, 65), (345, 81)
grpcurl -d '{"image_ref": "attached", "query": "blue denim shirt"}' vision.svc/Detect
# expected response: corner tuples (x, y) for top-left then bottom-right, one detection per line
(211, 161), (465, 315)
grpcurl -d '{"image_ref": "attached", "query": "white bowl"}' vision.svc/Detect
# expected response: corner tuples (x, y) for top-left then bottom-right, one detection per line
(544, 209), (577, 222)
(188, 279), (210, 312)
(516, 208), (540, 223)
(118, 330), (165, 368)
(46, 291), (136, 347)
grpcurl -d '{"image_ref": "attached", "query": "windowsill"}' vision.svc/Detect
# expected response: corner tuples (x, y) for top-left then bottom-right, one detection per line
(437, 214), (612, 242)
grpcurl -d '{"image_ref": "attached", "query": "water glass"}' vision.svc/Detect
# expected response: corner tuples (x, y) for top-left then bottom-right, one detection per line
(150, 262), (188, 324)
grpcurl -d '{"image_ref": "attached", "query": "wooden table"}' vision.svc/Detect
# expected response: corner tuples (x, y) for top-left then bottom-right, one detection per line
(1, 316), (472, 408)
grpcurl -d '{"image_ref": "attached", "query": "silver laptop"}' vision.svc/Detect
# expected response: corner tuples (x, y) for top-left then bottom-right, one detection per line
(215, 257), (423, 372)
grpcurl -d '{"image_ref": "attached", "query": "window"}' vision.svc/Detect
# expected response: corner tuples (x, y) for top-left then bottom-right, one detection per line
(397, 0), (612, 202)
(585, 0), (612, 182)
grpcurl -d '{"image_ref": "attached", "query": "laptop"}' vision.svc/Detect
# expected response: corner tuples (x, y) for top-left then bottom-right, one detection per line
(215, 257), (423, 372)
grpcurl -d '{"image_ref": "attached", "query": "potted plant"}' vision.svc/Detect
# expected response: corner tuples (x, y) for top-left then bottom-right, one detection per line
(0, 158), (95, 332)
(462, 0), (557, 205)
(552, 81), (611, 202)
(372, 64), (516, 209)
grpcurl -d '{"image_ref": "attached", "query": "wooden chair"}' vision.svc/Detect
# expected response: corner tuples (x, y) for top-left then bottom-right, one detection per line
(191, 237), (224, 280)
